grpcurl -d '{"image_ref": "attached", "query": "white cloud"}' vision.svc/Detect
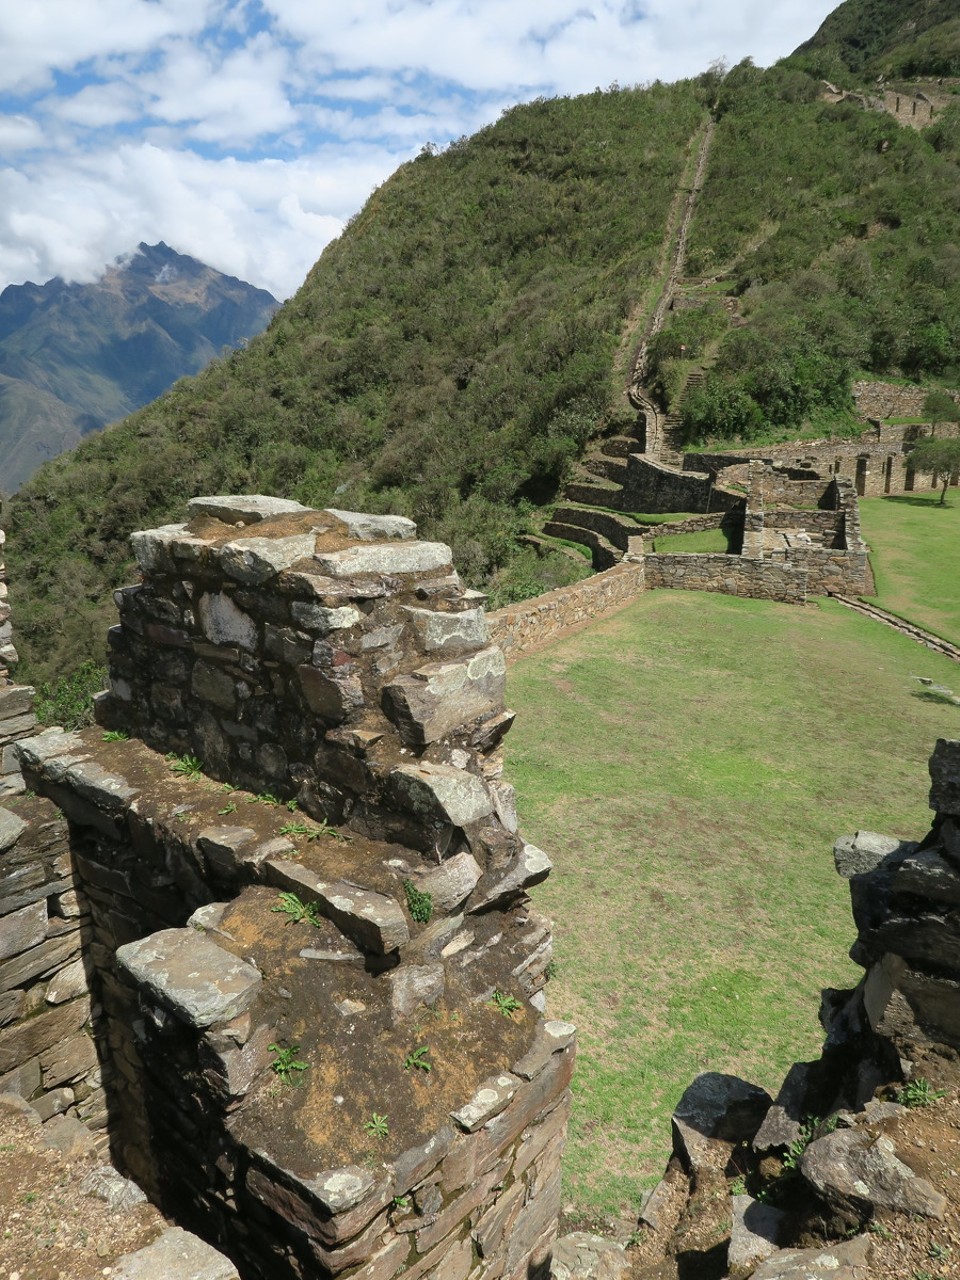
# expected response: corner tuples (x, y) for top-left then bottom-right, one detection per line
(0, 0), (217, 93)
(0, 0), (840, 299)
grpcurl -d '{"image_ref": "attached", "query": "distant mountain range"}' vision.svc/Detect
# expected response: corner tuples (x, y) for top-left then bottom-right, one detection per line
(0, 242), (277, 492)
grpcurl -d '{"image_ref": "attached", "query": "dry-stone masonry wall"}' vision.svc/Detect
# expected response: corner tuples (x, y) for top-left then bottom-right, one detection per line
(0, 528), (37, 797)
(487, 561), (646, 659)
(643, 554), (807, 603)
(1, 496), (574, 1280)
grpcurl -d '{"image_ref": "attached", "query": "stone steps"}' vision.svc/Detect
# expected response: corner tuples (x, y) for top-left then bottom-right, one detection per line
(542, 521), (620, 571)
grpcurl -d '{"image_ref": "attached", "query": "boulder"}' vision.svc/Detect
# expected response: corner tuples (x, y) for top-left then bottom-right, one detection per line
(116, 929), (262, 1028)
(748, 1236), (872, 1280)
(728, 1195), (788, 1277)
(552, 1232), (631, 1280)
(801, 1128), (947, 1219)
(672, 1073), (771, 1173)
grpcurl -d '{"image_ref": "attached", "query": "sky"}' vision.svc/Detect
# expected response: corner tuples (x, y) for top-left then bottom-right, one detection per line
(0, 0), (838, 301)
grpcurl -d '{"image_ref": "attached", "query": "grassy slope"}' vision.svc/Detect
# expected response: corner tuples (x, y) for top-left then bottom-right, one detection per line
(506, 591), (958, 1215)
(860, 490), (960, 645)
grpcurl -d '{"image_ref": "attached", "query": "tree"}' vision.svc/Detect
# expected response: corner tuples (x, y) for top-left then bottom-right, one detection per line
(908, 437), (960, 505)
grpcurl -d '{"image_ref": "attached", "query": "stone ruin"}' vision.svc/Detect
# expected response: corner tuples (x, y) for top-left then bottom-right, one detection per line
(3, 493), (959, 1280)
(0, 496), (574, 1280)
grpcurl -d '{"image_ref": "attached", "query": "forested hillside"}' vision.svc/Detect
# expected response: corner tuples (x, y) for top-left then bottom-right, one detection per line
(7, 0), (960, 685)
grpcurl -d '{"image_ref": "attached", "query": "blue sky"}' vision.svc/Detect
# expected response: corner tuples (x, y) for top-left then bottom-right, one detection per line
(0, 0), (837, 299)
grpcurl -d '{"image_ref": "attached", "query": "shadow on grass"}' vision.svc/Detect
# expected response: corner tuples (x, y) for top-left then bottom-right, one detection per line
(911, 690), (960, 707)
(880, 495), (954, 508)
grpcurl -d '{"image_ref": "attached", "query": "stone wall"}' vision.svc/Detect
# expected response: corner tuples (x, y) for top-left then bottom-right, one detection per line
(842, 737), (960, 1058)
(644, 553), (808, 603)
(619, 455), (743, 515)
(685, 416), (960, 500)
(852, 380), (960, 421)
(0, 796), (102, 1132)
(487, 561), (647, 659)
(0, 529), (37, 798)
(2, 497), (574, 1280)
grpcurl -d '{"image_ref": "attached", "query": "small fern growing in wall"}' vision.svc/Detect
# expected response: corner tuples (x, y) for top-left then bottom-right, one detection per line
(403, 880), (433, 924)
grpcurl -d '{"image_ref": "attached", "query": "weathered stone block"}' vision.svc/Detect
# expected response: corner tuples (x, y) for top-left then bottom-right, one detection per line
(512, 1020), (576, 1081)
(384, 647), (505, 745)
(298, 664), (364, 722)
(672, 1073), (771, 1173)
(0, 806), (27, 853)
(407, 853), (482, 914)
(265, 859), (409, 954)
(45, 957), (89, 1004)
(0, 995), (91, 1074)
(188, 494), (316, 524)
(291, 602), (362, 632)
(388, 964), (445, 1022)
(116, 929), (262, 1028)
(929, 738), (960, 815)
(112, 1226), (240, 1279)
(314, 542), (452, 579)
(833, 830), (913, 879)
(41, 1028), (99, 1088)
(389, 763), (493, 828)
(402, 606), (489, 654)
(192, 661), (236, 709)
(220, 534), (319, 585)
(0, 899), (47, 961)
(198, 592), (258, 651)
(468, 844), (552, 912)
(801, 1128), (946, 1218)
(130, 523), (190, 574)
(325, 509), (417, 541)
(451, 1073), (521, 1133)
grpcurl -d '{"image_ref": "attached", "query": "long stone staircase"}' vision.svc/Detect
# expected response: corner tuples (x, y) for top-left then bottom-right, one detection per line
(538, 119), (720, 565)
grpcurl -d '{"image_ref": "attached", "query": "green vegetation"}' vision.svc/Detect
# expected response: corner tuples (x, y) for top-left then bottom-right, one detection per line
(403, 880), (434, 925)
(8, 82), (706, 683)
(402, 1047), (433, 1074)
(364, 1112), (389, 1140)
(10, 33), (960, 685)
(271, 892), (323, 927)
(507, 589), (960, 1214)
(268, 1043), (309, 1086)
(652, 528), (731, 553)
(166, 753), (204, 781)
(792, 0), (960, 78)
(896, 1078), (946, 1108)
(490, 990), (522, 1019)
(34, 660), (104, 729)
(860, 491), (960, 645)
(908, 437), (960, 503)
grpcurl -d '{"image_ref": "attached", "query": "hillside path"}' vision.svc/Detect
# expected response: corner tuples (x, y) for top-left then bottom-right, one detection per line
(630, 116), (715, 392)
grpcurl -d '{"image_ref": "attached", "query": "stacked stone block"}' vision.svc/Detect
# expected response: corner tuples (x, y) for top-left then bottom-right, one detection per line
(0, 795), (104, 1136)
(0, 528), (38, 796)
(3, 496), (573, 1280)
(836, 738), (960, 1059)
